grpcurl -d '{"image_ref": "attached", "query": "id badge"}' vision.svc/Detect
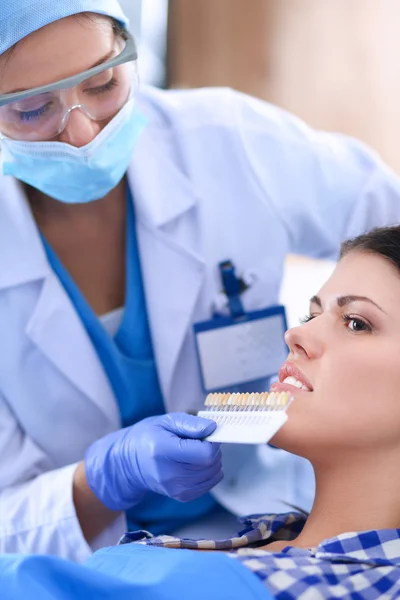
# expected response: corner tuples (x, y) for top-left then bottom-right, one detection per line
(194, 305), (288, 392)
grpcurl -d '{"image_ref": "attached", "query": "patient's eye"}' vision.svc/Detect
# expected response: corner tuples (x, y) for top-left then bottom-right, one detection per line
(342, 314), (372, 333)
(299, 314), (317, 324)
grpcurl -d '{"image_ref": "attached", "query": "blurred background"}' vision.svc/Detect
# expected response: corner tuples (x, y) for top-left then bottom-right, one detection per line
(120, 0), (400, 326)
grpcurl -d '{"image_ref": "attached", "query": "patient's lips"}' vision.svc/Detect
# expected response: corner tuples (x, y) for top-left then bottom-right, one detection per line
(270, 361), (313, 394)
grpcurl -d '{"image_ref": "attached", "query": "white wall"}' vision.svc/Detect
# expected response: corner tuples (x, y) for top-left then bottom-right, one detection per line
(118, 0), (168, 86)
(280, 257), (336, 329)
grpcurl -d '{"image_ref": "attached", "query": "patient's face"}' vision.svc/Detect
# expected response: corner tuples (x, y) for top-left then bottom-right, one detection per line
(271, 250), (400, 460)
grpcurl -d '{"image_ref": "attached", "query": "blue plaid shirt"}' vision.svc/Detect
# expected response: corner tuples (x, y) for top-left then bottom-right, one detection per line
(120, 512), (400, 599)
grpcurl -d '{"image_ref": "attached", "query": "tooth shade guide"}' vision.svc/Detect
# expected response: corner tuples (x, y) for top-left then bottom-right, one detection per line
(203, 391), (290, 411)
(199, 391), (292, 444)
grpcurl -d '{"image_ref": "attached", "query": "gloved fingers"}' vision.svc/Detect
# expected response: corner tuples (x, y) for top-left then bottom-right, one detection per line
(169, 437), (221, 466)
(162, 413), (217, 440)
(174, 450), (222, 472)
(175, 469), (224, 502)
(166, 462), (223, 497)
(181, 460), (223, 482)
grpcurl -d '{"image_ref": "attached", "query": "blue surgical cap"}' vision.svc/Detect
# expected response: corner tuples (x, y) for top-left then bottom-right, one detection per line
(0, 0), (130, 55)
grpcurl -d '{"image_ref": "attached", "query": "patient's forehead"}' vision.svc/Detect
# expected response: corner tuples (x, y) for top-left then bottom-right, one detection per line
(316, 250), (400, 313)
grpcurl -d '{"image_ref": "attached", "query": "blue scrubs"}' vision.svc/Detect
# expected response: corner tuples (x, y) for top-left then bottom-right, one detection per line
(41, 189), (216, 534)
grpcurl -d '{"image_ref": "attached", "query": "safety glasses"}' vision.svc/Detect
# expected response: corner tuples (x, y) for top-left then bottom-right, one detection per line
(0, 29), (138, 141)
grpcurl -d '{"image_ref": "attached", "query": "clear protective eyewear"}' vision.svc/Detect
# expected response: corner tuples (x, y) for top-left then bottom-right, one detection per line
(0, 29), (138, 142)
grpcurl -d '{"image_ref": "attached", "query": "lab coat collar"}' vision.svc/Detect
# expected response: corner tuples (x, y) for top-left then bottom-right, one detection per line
(0, 123), (204, 419)
(0, 117), (198, 292)
(135, 220), (205, 407)
(0, 118), (197, 290)
(127, 118), (198, 228)
(0, 176), (120, 426)
(25, 272), (120, 427)
(0, 178), (50, 290)
(127, 124), (206, 406)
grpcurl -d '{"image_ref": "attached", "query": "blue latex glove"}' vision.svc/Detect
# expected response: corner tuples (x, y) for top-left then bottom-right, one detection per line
(84, 413), (223, 511)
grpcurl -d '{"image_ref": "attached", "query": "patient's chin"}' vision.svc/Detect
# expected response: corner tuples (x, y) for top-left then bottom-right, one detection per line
(269, 422), (294, 452)
(269, 420), (314, 459)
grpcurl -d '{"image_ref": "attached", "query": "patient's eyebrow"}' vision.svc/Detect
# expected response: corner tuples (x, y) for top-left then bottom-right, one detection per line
(309, 294), (385, 313)
(337, 295), (385, 313)
(310, 295), (322, 307)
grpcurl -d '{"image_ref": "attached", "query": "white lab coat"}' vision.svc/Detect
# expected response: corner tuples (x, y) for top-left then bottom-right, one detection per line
(0, 85), (400, 562)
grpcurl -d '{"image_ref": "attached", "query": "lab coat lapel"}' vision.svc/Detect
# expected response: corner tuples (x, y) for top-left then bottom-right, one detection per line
(26, 273), (119, 425)
(0, 178), (50, 288)
(128, 131), (205, 407)
(0, 179), (119, 426)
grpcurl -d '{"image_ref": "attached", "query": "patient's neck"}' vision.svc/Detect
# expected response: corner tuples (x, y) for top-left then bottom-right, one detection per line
(290, 448), (400, 549)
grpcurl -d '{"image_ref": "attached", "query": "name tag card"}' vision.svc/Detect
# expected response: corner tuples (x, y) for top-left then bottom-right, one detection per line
(194, 261), (287, 393)
(194, 306), (287, 391)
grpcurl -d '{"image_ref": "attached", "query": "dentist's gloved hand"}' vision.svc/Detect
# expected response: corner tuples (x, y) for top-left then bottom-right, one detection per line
(84, 413), (223, 511)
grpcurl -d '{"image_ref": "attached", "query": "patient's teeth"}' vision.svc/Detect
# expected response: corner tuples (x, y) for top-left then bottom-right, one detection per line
(283, 375), (310, 391)
(283, 376), (298, 386)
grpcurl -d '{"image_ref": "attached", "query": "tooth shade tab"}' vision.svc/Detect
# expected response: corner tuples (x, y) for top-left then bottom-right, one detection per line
(203, 391), (291, 412)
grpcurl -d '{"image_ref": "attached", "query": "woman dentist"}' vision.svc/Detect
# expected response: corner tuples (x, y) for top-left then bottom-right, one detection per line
(1, 0), (400, 563)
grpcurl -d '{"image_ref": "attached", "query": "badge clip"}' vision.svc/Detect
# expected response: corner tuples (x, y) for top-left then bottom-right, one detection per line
(219, 260), (247, 319)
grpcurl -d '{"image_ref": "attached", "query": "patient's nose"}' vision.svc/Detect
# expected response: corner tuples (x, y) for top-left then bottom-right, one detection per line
(285, 323), (322, 360)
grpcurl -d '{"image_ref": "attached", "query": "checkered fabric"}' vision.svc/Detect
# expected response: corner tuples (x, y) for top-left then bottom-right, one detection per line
(120, 512), (400, 599)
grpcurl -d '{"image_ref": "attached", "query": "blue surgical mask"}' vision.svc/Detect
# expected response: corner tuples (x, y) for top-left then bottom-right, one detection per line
(0, 98), (146, 204)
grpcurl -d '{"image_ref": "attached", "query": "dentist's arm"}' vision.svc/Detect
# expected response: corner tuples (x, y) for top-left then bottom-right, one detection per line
(232, 89), (400, 258)
(73, 463), (120, 543)
(74, 413), (223, 542)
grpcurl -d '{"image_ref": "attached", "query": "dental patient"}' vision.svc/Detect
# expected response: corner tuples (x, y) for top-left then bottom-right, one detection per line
(105, 224), (400, 599)
(4, 225), (400, 599)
